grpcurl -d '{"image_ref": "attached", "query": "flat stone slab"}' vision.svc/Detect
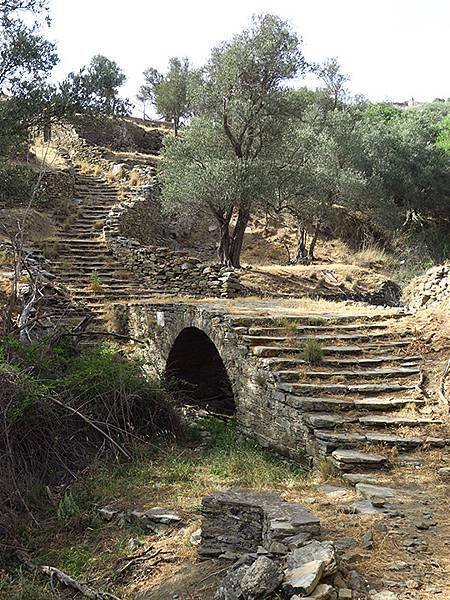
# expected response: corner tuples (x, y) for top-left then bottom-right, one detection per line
(356, 483), (400, 501)
(332, 450), (388, 465)
(286, 540), (337, 576)
(305, 414), (354, 429)
(360, 415), (441, 427)
(354, 397), (424, 410)
(283, 559), (325, 596)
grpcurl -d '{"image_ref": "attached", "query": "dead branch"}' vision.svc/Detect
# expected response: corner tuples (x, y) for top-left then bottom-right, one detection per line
(18, 552), (121, 600)
(114, 548), (170, 576)
(47, 396), (132, 460)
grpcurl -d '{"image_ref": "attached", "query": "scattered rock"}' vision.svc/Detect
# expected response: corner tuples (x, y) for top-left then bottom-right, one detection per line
(287, 540), (337, 576)
(338, 588), (352, 599)
(283, 559), (325, 596)
(215, 565), (250, 600)
(296, 583), (337, 599)
(240, 556), (283, 599)
(190, 528), (202, 546)
(348, 570), (368, 593)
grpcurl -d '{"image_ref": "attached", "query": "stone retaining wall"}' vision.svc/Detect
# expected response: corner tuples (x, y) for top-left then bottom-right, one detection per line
(405, 264), (450, 311)
(105, 195), (246, 297)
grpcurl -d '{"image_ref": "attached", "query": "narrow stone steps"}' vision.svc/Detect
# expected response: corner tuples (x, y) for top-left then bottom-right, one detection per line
(243, 332), (406, 345)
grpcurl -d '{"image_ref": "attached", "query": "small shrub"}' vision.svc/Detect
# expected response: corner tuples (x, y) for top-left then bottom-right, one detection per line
(57, 492), (80, 525)
(302, 339), (323, 365)
(128, 169), (141, 187)
(90, 270), (102, 290)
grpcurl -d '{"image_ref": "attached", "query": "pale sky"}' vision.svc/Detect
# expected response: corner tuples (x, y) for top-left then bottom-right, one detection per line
(48, 0), (449, 115)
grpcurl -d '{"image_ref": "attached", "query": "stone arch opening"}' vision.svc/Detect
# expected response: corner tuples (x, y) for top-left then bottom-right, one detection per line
(165, 327), (236, 415)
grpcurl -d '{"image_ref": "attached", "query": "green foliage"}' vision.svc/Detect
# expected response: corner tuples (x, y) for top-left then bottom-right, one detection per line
(437, 114), (450, 152)
(57, 492), (80, 525)
(302, 339), (324, 365)
(160, 13), (305, 267)
(61, 55), (131, 116)
(139, 57), (192, 134)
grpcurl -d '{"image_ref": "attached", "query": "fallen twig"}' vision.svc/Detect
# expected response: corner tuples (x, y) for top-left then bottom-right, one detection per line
(18, 552), (121, 600)
(114, 548), (172, 576)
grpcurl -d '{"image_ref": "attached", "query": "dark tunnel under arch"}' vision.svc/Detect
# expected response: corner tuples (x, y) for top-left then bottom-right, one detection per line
(165, 327), (236, 415)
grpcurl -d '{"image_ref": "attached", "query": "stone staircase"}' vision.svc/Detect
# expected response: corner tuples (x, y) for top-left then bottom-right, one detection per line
(35, 171), (163, 330)
(228, 313), (449, 479)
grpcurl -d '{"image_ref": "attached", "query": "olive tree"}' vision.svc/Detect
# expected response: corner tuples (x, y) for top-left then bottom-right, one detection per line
(159, 14), (306, 267)
(139, 57), (192, 135)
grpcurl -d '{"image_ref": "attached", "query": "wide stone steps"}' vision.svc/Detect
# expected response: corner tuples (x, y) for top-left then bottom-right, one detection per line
(303, 413), (440, 430)
(274, 366), (421, 382)
(281, 396), (424, 413)
(277, 382), (419, 396)
(252, 340), (412, 358)
(263, 355), (420, 369)
(243, 332), (407, 345)
(317, 431), (448, 456)
(246, 322), (391, 335)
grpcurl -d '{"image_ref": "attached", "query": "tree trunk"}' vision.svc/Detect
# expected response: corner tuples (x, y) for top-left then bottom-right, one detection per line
(218, 220), (232, 266)
(295, 222), (307, 263)
(308, 220), (321, 261)
(174, 117), (179, 137)
(216, 207), (234, 266)
(229, 207), (250, 268)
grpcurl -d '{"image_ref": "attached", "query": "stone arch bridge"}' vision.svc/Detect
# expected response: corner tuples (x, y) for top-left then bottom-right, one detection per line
(117, 301), (448, 476)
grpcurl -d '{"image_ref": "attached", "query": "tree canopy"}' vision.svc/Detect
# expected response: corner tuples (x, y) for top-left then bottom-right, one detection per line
(139, 57), (191, 134)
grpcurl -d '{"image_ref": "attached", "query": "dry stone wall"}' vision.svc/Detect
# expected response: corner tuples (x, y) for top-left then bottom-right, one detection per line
(405, 264), (450, 311)
(104, 192), (247, 297)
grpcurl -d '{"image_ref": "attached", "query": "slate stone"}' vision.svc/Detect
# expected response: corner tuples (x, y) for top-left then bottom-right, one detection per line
(283, 559), (325, 596)
(356, 483), (399, 501)
(287, 540), (337, 576)
(215, 565), (249, 600)
(240, 556), (283, 598)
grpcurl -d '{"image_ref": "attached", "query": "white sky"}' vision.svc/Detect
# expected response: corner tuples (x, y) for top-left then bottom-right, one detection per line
(48, 0), (449, 116)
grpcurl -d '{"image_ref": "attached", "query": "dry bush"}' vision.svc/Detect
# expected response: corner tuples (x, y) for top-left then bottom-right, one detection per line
(0, 340), (180, 555)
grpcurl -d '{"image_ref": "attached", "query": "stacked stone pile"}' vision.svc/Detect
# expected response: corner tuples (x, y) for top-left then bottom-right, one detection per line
(199, 488), (320, 559)
(203, 488), (400, 600)
(405, 264), (450, 311)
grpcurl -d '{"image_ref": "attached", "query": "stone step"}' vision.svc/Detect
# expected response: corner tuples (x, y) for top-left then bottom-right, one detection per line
(263, 355), (420, 369)
(247, 322), (390, 335)
(275, 366), (421, 382)
(281, 395), (424, 413)
(253, 345), (363, 358)
(252, 341), (412, 358)
(359, 415), (442, 427)
(315, 430), (448, 453)
(305, 412), (438, 431)
(243, 332), (402, 345)
(330, 449), (389, 471)
(278, 382), (418, 396)
(230, 312), (405, 327)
